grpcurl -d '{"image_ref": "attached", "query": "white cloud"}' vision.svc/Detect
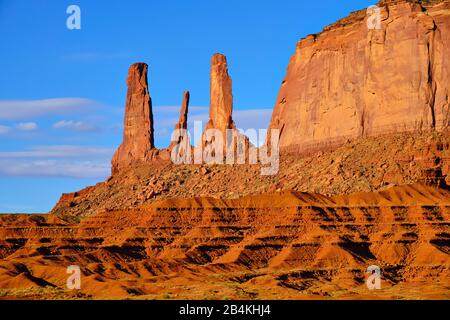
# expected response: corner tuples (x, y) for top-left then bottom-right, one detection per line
(153, 105), (208, 113)
(16, 122), (38, 131)
(53, 120), (97, 132)
(0, 159), (110, 179)
(0, 145), (114, 159)
(0, 98), (98, 120)
(0, 145), (113, 179)
(0, 125), (10, 134)
(234, 108), (272, 131)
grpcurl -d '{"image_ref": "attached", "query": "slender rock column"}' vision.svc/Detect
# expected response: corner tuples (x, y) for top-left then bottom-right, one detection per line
(111, 62), (154, 174)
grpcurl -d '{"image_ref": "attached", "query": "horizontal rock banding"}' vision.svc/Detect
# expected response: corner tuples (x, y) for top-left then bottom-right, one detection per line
(1, 184), (449, 299)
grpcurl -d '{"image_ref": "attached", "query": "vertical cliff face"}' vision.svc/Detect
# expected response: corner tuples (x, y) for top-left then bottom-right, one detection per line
(269, 0), (450, 153)
(111, 63), (155, 174)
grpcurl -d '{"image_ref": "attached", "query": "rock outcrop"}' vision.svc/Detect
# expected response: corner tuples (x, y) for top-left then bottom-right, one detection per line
(169, 90), (190, 152)
(203, 53), (236, 137)
(3, 184), (450, 299)
(269, 0), (450, 153)
(52, 131), (450, 218)
(200, 53), (251, 160)
(175, 90), (189, 130)
(112, 63), (155, 174)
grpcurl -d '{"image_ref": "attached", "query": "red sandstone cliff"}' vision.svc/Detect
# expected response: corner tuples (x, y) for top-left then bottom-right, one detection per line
(268, 0), (450, 153)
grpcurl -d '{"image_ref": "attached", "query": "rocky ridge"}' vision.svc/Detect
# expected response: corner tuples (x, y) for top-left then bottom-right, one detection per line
(52, 131), (450, 219)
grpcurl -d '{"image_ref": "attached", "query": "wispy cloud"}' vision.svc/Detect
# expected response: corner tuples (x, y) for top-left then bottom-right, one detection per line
(234, 108), (272, 130)
(0, 145), (113, 179)
(154, 105), (208, 113)
(16, 122), (38, 131)
(53, 120), (98, 132)
(0, 160), (110, 179)
(0, 124), (10, 134)
(0, 98), (99, 120)
(0, 145), (114, 159)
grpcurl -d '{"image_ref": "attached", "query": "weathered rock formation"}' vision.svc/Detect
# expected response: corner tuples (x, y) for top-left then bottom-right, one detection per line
(52, 131), (450, 218)
(112, 53), (245, 172)
(169, 91), (190, 151)
(175, 90), (189, 130)
(112, 63), (155, 174)
(203, 53), (236, 137)
(200, 53), (251, 161)
(3, 184), (450, 299)
(269, 0), (450, 153)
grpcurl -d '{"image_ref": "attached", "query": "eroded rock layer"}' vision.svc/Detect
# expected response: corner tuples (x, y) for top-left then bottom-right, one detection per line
(52, 131), (450, 218)
(269, 0), (450, 153)
(0, 184), (449, 299)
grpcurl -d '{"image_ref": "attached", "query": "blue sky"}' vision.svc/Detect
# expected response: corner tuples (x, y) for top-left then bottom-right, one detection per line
(0, 0), (375, 213)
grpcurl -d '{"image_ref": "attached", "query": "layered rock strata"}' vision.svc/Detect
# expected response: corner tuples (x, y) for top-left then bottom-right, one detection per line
(1, 184), (449, 299)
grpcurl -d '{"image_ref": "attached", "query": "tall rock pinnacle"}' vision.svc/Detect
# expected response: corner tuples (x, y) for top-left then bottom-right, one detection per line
(175, 90), (189, 130)
(111, 62), (154, 174)
(199, 53), (251, 161)
(205, 53), (236, 134)
(169, 90), (190, 150)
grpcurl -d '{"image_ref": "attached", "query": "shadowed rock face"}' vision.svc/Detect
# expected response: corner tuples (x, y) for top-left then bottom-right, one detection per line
(169, 90), (190, 150)
(176, 90), (189, 130)
(205, 53), (236, 134)
(269, 0), (450, 153)
(112, 63), (154, 174)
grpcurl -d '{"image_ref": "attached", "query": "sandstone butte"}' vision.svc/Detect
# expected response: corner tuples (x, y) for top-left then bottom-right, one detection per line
(269, 0), (450, 153)
(0, 0), (450, 300)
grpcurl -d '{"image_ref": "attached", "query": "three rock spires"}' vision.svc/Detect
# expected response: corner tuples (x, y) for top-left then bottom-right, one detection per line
(111, 53), (235, 174)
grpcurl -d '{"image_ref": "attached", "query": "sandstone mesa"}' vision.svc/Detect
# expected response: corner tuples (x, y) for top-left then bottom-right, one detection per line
(269, 0), (450, 153)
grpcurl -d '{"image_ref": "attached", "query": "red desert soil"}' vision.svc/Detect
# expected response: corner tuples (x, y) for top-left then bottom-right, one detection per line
(0, 183), (449, 299)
